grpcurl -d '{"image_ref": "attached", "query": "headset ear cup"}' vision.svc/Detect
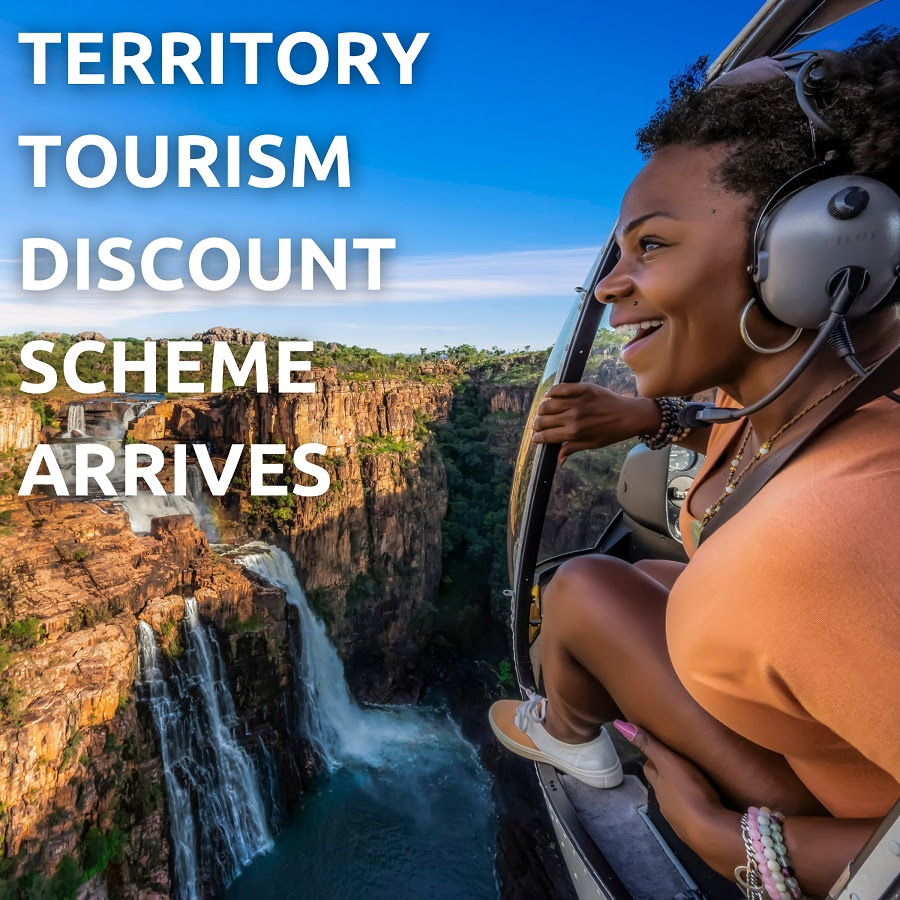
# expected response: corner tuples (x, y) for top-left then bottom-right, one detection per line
(753, 175), (900, 329)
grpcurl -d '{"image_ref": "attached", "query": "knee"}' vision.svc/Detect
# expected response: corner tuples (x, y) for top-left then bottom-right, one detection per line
(544, 554), (633, 622)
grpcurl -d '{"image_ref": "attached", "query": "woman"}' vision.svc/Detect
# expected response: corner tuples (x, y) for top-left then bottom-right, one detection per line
(489, 32), (900, 898)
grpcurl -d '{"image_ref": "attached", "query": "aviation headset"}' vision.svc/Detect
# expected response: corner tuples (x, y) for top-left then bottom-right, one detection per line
(678, 50), (900, 427)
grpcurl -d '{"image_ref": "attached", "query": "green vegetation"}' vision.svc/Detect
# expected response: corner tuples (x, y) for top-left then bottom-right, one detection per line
(344, 572), (382, 622)
(356, 434), (417, 459)
(0, 331), (556, 397)
(0, 454), (29, 499)
(2, 617), (42, 650)
(0, 851), (82, 900)
(431, 379), (515, 646)
(244, 492), (297, 532)
(306, 588), (335, 628)
(60, 730), (82, 768)
(0, 681), (26, 726)
(497, 659), (516, 691)
(472, 349), (548, 385)
(158, 621), (185, 660)
(412, 410), (430, 440)
(81, 826), (125, 880)
(224, 612), (263, 633)
(29, 400), (57, 429)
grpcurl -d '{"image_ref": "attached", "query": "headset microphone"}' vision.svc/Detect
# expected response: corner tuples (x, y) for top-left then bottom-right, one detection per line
(678, 51), (900, 430)
(681, 267), (875, 426)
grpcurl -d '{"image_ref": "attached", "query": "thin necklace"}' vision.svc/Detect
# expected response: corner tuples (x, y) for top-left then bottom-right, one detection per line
(691, 370), (860, 544)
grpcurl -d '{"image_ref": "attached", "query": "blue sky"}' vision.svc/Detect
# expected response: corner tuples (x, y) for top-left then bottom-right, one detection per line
(1, 0), (895, 351)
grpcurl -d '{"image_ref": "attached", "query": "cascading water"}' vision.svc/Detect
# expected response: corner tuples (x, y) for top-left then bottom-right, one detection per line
(186, 465), (219, 542)
(127, 475), (495, 897)
(137, 600), (272, 898)
(119, 465), (217, 540)
(226, 543), (498, 899)
(65, 403), (86, 437)
(137, 621), (202, 899)
(234, 544), (425, 769)
(121, 490), (206, 535)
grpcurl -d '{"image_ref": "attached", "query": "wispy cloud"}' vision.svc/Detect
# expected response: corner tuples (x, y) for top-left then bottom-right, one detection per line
(0, 245), (598, 333)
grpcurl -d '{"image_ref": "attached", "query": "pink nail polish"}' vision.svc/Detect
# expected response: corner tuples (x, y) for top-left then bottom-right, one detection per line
(613, 719), (637, 740)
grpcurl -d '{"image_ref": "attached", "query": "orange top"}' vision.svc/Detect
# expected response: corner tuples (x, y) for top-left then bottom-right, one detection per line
(670, 386), (900, 817)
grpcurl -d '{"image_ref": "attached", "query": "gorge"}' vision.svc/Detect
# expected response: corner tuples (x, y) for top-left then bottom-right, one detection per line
(0, 330), (630, 899)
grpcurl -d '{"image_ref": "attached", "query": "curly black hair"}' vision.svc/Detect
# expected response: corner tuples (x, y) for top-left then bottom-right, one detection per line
(636, 28), (900, 309)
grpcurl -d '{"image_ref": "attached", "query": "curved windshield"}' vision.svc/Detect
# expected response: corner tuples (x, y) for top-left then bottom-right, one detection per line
(536, 324), (635, 563)
(507, 293), (582, 582)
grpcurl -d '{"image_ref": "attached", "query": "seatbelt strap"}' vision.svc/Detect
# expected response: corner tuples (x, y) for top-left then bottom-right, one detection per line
(697, 343), (900, 547)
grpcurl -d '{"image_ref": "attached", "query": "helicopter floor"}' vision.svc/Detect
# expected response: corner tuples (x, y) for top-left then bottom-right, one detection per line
(560, 772), (697, 900)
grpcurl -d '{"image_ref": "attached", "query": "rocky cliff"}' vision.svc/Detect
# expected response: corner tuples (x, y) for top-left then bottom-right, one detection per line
(0, 500), (312, 897)
(141, 371), (456, 701)
(0, 397), (41, 453)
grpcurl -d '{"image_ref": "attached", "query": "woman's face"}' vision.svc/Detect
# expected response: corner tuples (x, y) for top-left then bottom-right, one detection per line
(595, 143), (761, 397)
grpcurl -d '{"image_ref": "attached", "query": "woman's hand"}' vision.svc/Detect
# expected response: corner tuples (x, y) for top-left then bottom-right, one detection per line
(531, 384), (660, 464)
(614, 720), (745, 877)
(615, 721), (881, 896)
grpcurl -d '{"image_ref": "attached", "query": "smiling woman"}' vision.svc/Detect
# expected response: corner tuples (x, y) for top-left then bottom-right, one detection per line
(492, 28), (900, 900)
(600, 143), (770, 393)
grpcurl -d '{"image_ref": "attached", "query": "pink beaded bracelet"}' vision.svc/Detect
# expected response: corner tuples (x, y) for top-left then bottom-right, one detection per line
(747, 807), (804, 900)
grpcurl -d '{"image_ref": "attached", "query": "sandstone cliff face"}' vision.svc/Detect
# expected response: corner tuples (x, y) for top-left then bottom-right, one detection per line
(145, 372), (456, 702)
(0, 397), (41, 453)
(0, 501), (310, 896)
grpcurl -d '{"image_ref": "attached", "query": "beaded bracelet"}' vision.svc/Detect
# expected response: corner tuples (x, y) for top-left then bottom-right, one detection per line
(736, 812), (767, 900)
(640, 397), (691, 450)
(747, 807), (805, 900)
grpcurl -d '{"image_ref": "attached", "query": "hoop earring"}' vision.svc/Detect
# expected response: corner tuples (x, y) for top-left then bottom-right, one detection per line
(739, 298), (803, 354)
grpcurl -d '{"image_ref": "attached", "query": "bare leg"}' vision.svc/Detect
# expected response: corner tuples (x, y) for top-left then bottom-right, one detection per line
(539, 554), (825, 815)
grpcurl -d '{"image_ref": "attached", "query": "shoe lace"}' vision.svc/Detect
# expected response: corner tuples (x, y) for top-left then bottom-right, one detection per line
(514, 687), (547, 731)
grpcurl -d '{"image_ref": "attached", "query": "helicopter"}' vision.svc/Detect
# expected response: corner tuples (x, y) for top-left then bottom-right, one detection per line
(504, 1), (900, 897)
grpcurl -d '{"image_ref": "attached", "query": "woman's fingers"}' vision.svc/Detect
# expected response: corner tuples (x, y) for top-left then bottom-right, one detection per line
(544, 382), (594, 399)
(558, 440), (594, 464)
(536, 397), (573, 416)
(533, 409), (576, 434)
(614, 720), (672, 764)
(531, 425), (578, 444)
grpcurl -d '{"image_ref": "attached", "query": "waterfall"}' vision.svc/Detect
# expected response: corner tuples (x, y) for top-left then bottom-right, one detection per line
(137, 622), (202, 900)
(120, 400), (151, 435)
(120, 466), (217, 540)
(121, 491), (205, 536)
(137, 601), (272, 898)
(65, 403), (86, 437)
(186, 465), (219, 542)
(234, 544), (424, 770)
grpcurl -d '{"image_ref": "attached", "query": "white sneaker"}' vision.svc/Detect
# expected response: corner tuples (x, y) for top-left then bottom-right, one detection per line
(489, 690), (623, 789)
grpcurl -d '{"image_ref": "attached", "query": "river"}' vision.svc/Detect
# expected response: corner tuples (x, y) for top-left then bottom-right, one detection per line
(117, 457), (498, 900)
(225, 544), (498, 899)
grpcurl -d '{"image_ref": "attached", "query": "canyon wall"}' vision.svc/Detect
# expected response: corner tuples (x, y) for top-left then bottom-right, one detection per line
(0, 397), (41, 453)
(0, 500), (311, 897)
(149, 370), (456, 701)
